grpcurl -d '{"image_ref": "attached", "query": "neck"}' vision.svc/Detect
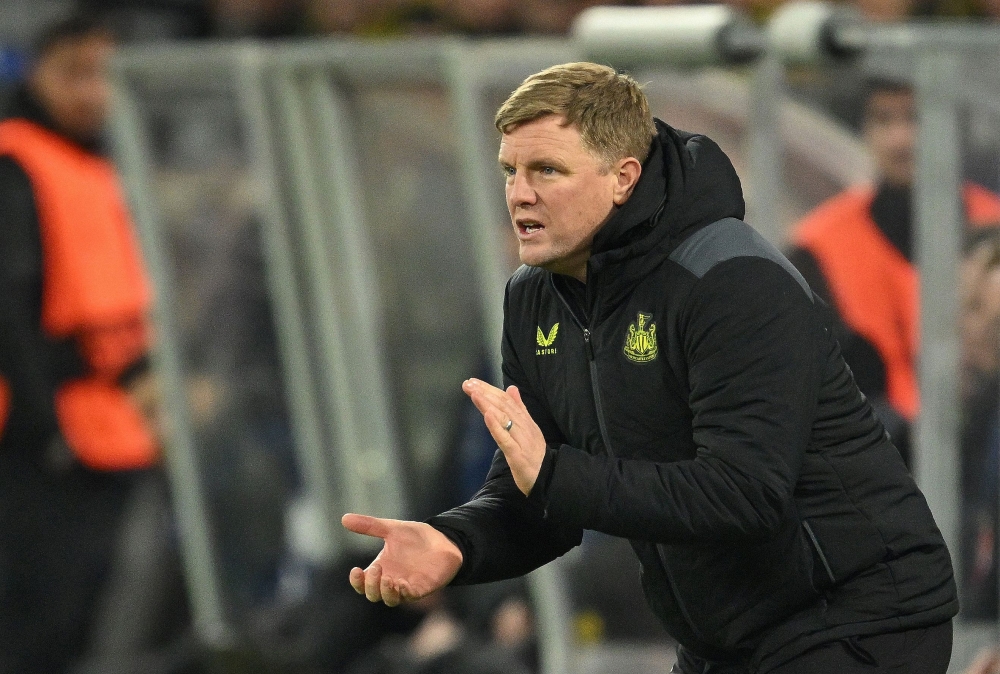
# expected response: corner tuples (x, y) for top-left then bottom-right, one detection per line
(11, 85), (103, 152)
(541, 257), (588, 283)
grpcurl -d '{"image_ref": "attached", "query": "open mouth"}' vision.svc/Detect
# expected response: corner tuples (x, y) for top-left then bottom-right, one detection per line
(517, 220), (544, 236)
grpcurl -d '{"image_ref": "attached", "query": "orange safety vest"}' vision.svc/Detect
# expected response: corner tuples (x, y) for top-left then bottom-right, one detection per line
(0, 119), (158, 471)
(791, 184), (1000, 422)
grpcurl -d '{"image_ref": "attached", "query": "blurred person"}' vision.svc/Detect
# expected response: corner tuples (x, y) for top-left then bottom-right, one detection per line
(0, 13), (176, 673)
(853, 0), (919, 20)
(957, 229), (1000, 620)
(306, 0), (380, 33)
(76, 0), (213, 40)
(975, 0), (1000, 18)
(787, 78), (1000, 467)
(512, 0), (589, 34)
(304, 0), (442, 38)
(345, 587), (533, 674)
(344, 62), (957, 674)
(208, 0), (304, 37)
(431, 0), (519, 34)
(329, 0), (521, 35)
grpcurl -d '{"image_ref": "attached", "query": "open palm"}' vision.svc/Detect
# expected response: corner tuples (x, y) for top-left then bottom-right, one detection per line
(342, 514), (463, 606)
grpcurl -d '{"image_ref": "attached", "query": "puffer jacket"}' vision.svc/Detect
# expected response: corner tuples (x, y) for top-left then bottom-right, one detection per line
(429, 119), (957, 673)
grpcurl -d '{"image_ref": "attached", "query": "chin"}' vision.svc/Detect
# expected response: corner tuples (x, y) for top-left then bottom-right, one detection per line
(520, 249), (583, 278)
(517, 246), (548, 269)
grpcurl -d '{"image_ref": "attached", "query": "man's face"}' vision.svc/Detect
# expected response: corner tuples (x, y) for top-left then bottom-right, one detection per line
(961, 247), (1000, 378)
(499, 114), (637, 281)
(863, 88), (916, 188)
(29, 32), (115, 142)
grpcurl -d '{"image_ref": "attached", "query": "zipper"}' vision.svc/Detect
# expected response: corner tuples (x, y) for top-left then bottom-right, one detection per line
(548, 276), (617, 457)
(802, 520), (837, 585)
(550, 278), (703, 647)
(583, 328), (617, 457)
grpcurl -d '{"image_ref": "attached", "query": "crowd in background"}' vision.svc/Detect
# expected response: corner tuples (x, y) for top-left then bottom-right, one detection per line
(4, 1), (1000, 674)
(2, 0), (1000, 53)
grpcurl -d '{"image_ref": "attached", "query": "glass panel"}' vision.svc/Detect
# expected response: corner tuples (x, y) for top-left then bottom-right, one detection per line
(782, 52), (1000, 651)
(349, 84), (491, 518)
(957, 55), (1000, 625)
(127, 74), (300, 617)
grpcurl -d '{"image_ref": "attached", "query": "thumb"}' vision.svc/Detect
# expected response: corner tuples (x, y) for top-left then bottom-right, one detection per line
(342, 513), (393, 540)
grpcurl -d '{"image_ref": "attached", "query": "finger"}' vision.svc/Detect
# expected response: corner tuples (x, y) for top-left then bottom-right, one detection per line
(349, 567), (366, 595)
(483, 410), (520, 456)
(463, 378), (503, 395)
(397, 579), (416, 603)
(365, 563), (383, 602)
(507, 385), (526, 410)
(464, 379), (516, 409)
(467, 393), (508, 428)
(381, 574), (402, 607)
(465, 383), (518, 425)
(342, 513), (392, 540)
(504, 387), (538, 437)
(477, 381), (528, 425)
(473, 386), (532, 438)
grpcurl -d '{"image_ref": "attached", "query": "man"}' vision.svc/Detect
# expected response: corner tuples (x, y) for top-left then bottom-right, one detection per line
(787, 78), (1000, 466)
(956, 230), (1000, 621)
(0, 15), (161, 673)
(343, 63), (957, 673)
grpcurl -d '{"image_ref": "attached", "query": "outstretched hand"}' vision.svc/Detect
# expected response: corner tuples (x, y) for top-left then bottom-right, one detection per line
(462, 379), (547, 496)
(341, 514), (463, 606)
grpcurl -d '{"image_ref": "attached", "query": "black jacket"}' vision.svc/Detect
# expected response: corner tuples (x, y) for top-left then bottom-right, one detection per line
(785, 184), (917, 465)
(428, 119), (957, 672)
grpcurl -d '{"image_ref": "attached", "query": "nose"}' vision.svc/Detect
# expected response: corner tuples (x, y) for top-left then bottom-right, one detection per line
(507, 171), (536, 209)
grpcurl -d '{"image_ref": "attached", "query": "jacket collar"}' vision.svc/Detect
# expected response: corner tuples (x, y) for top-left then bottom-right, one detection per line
(557, 119), (745, 319)
(3, 85), (105, 154)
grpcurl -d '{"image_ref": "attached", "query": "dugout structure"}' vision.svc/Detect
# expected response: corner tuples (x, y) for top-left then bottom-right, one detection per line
(107, 8), (1000, 671)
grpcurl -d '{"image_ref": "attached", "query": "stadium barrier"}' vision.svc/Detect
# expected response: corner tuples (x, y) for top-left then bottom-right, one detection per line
(108, 7), (1000, 670)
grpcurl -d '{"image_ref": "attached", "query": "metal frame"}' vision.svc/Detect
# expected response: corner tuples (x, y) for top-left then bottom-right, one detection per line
(110, 37), (579, 673)
(109, 82), (233, 648)
(913, 49), (965, 591)
(234, 45), (342, 567)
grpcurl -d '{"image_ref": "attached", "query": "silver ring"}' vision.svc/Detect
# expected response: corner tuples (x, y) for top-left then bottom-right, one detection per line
(504, 419), (513, 432)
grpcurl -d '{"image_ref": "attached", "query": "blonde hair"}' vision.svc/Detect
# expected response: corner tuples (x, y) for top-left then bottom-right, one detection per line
(495, 62), (657, 168)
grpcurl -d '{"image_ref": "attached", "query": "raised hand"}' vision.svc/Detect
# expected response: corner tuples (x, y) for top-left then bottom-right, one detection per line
(462, 379), (547, 496)
(341, 514), (463, 606)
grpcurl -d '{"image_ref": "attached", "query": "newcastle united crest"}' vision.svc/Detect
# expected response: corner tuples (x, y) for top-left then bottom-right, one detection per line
(623, 313), (658, 363)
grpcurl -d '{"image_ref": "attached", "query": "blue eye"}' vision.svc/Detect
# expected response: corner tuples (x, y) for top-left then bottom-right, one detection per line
(502, 166), (515, 177)
(541, 166), (555, 175)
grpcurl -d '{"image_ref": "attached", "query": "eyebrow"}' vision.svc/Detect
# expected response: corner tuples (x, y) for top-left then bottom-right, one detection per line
(497, 157), (569, 171)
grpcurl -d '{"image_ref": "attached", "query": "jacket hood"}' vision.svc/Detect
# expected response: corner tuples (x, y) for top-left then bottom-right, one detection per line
(587, 118), (745, 278)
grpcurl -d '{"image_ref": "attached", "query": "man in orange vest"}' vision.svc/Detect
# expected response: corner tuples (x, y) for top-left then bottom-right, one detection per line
(0, 14), (162, 672)
(787, 77), (1000, 468)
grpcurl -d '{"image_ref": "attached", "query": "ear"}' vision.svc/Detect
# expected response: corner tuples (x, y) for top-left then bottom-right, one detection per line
(612, 157), (643, 206)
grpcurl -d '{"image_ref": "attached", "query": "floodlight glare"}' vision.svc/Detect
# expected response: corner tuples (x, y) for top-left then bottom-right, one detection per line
(767, 1), (862, 65)
(572, 5), (763, 68)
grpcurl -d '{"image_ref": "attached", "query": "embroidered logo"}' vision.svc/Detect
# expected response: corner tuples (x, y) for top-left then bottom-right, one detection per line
(536, 323), (559, 356)
(623, 313), (658, 363)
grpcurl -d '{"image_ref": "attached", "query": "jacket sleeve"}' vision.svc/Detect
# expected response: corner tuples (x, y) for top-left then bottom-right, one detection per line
(427, 282), (583, 584)
(788, 245), (910, 462)
(0, 157), (83, 449)
(532, 257), (821, 543)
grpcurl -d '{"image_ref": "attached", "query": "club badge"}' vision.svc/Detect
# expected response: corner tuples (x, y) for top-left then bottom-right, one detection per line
(624, 313), (658, 363)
